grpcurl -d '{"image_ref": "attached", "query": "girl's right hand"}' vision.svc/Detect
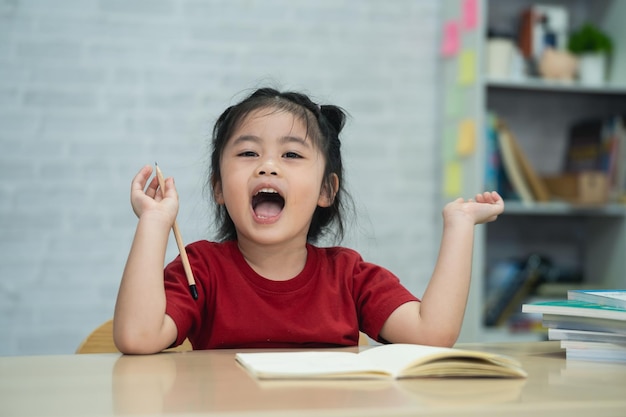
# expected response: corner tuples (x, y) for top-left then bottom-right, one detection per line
(130, 165), (179, 225)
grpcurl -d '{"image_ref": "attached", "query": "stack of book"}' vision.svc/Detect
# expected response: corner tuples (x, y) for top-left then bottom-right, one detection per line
(522, 290), (626, 362)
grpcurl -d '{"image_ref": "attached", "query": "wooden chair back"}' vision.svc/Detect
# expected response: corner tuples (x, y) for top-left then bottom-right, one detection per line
(77, 319), (369, 353)
(75, 319), (192, 354)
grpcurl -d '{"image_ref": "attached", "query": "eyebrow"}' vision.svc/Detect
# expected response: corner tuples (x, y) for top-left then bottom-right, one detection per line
(232, 135), (311, 148)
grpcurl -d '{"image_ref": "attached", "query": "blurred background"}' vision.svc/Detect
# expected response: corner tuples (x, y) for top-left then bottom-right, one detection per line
(0, 0), (441, 355)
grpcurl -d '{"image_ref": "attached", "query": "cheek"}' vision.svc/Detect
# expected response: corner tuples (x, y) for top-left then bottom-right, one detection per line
(219, 175), (249, 209)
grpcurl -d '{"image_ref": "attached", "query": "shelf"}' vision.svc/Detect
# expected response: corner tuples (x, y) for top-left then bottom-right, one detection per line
(442, 0), (626, 344)
(486, 78), (626, 95)
(502, 201), (626, 216)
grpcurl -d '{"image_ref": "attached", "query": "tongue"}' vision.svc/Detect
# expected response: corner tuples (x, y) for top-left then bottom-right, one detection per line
(254, 201), (282, 218)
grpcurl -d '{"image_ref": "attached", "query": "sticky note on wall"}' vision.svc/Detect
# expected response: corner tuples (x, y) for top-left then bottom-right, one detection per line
(441, 21), (460, 57)
(458, 50), (476, 85)
(462, 0), (478, 30)
(444, 161), (462, 196)
(456, 119), (476, 157)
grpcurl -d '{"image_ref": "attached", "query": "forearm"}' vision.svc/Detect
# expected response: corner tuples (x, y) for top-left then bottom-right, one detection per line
(418, 218), (475, 345)
(381, 193), (503, 347)
(114, 213), (174, 353)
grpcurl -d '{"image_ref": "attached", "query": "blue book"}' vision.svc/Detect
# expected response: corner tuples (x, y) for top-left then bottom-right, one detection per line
(567, 289), (626, 310)
(484, 112), (501, 193)
(522, 299), (626, 321)
(542, 314), (626, 335)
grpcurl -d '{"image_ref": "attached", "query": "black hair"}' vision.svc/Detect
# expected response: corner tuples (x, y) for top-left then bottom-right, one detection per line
(207, 87), (350, 244)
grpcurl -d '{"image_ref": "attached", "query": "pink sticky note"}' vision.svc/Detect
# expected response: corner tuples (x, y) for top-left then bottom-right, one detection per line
(441, 21), (459, 57)
(462, 0), (477, 30)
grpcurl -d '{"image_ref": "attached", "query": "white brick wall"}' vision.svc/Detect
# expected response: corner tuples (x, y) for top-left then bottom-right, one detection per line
(0, 0), (442, 355)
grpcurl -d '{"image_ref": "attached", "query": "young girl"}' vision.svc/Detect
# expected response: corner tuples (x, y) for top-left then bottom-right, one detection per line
(113, 88), (504, 354)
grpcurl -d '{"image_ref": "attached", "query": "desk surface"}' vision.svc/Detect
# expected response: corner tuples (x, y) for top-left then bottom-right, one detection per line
(1, 341), (625, 417)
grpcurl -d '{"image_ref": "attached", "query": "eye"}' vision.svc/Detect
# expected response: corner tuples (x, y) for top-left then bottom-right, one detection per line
(237, 151), (258, 157)
(283, 151), (302, 159)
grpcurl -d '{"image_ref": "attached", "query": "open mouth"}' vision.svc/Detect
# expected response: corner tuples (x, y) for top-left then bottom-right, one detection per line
(252, 188), (285, 219)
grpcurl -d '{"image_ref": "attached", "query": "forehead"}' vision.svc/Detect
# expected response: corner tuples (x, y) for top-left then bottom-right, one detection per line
(227, 105), (323, 149)
(233, 107), (308, 136)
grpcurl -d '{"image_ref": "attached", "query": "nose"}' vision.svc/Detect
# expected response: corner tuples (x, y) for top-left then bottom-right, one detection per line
(258, 169), (277, 176)
(257, 158), (279, 176)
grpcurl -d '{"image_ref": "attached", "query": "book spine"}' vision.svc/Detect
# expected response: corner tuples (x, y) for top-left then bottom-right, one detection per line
(496, 120), (534, 204)
(484, 113), (500, 193)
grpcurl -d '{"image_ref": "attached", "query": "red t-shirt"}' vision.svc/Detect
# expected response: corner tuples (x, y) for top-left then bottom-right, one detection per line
(164, 241), (418, 349)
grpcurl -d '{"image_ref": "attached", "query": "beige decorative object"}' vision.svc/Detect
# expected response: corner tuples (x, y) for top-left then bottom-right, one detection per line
(487, 38), (515, 79)
(538, 48), (577, 81)
(542, 172), (608, 205)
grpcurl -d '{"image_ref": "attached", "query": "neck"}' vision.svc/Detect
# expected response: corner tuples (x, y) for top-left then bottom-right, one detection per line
(236, 239), (308, 281)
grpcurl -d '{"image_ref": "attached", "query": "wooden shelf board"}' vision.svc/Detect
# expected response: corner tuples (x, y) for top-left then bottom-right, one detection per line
(486, 78), (626, 95)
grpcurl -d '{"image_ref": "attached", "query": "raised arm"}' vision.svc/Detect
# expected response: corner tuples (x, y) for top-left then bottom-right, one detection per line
(380, 191), (504, 347)
(113, 165), (179, 354)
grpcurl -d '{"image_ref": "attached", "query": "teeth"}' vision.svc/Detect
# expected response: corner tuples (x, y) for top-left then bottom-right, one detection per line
(256, 188), (278, 195)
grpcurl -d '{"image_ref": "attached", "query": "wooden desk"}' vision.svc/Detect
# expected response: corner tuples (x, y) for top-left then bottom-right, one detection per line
(1, 341), (625, 417)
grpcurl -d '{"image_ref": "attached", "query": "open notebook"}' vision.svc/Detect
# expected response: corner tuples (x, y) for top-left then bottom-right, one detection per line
(236, 343), (527, 380)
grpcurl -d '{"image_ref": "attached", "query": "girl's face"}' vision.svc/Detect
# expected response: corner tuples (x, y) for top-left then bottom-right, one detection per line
(215, 108), (335, 247)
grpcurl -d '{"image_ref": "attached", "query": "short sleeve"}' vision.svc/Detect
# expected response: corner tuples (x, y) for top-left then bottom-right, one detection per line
(345, 251), (419, 342)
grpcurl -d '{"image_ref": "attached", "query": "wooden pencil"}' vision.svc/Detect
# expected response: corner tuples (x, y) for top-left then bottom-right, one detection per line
(154, 162), (198, 300)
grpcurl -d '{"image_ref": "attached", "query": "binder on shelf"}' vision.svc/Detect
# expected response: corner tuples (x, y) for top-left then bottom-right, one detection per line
(545, 115), (626, 204)
(607, 116), (626, 200)
(495, 120), (534, 204)
(504, 124), (551, 202)
(493, 118), (550, 203)
(484, 113), (502, 193)
(484, 254), (549, 327)
(564, 119), (606, 172)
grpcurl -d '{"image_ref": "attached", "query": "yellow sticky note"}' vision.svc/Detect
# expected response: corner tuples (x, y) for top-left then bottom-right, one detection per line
(458, 50), (476, 85)
(456, 119), (476, 157)
(444, 161), (462, 197)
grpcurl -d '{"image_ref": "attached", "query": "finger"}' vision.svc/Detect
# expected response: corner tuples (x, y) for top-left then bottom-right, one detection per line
(491, 192), (504, 208)
(484, 191), (496, 202)
(477, 191), (497, 204)
(131, 165), (153, 192)
(145, 176), (159, 199)
(162, 177), (179, 200)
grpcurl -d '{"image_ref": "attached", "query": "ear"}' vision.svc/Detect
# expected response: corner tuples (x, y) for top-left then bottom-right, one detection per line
(318, 173), (339, 208)
(213, 180), (225, 205)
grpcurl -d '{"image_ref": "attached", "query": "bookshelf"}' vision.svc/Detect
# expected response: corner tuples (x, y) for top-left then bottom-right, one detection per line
(439, 0), (626, 342)
(487, 78), (626, 95)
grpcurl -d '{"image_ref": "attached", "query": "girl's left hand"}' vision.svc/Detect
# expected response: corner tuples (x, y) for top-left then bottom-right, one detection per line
(444, 191), (504, 225)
